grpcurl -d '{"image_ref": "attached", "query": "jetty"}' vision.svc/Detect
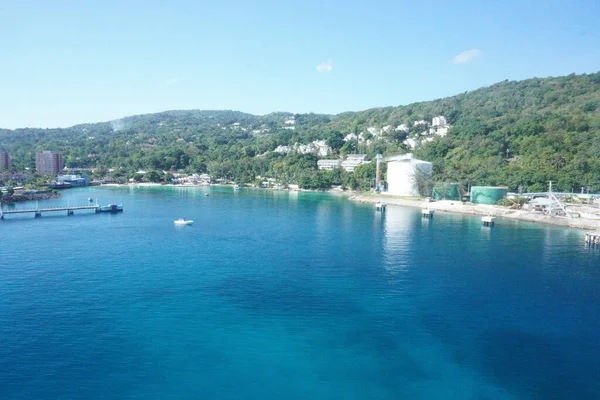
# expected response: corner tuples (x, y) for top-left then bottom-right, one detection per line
(585, 231), (600, 245)
(0, 202), (123, 219)
(482, 216), (495, 226)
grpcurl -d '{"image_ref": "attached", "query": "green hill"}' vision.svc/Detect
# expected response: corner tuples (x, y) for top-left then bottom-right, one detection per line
(1, 72), (599, 192)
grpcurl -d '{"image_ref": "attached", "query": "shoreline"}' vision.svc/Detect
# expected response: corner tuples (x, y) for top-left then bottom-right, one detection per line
(351, 193), (600, 232)
(43, 183), (600, 232)
(100, 182), (351, 194)
(0, 190), (60, 204)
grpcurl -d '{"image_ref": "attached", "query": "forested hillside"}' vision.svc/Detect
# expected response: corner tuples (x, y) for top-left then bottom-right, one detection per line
(1, 72), (599, 192)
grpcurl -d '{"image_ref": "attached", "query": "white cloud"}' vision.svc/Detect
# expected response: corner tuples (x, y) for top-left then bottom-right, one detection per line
(316, 60), (333, 72)
(452, 49), (482, 64)
(168, 77), (178, 84)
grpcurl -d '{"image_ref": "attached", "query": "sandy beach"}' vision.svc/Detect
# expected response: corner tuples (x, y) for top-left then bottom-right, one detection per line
(351, 193), (600, 232)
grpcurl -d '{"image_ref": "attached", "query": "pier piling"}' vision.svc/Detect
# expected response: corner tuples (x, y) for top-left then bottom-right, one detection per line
(422, 209), (434, 218)
(585, 231), (600, 246)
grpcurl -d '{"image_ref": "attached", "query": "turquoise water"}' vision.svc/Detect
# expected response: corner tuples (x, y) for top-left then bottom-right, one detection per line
(1, 186), (599, 399)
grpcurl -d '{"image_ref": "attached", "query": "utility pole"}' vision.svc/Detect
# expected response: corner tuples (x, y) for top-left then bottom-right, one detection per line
(548, 181), (552, 216)
(375, 154), (383, 192)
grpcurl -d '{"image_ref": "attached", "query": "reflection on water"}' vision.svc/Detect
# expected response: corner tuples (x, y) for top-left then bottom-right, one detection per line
(382, 206), (415, 280)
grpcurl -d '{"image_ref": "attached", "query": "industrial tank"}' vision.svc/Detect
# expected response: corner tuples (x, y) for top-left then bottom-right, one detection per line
(470, 186), (508, 205)
(432, 183), (461, 201)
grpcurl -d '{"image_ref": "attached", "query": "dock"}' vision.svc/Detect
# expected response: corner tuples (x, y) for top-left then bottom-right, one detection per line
(0, 203), (123, 219)
(585, 231), (600, 245)
(422, 209), (434, 218)
(482, 216), (495, 226)
(375, 202), (386, 212)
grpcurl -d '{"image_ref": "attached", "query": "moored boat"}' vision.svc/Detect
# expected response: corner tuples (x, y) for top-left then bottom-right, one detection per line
(174, 218), (193, 225)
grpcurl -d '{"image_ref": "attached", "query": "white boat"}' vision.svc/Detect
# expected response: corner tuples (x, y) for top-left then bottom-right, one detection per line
(174, 218), (193, 225)
(233, 184), (240, 190)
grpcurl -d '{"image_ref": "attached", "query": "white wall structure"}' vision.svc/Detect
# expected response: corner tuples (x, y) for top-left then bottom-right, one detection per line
(386, 153), (432, 196)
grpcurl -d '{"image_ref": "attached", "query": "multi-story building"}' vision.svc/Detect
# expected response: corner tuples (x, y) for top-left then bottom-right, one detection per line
(318, 154), (370, 172)
(432, 116), (447, 127)
(0, 150), (9, 170)
(317, 159), (342, 171)
(35, 151), (63, 176)
(341, 154), (369, 172)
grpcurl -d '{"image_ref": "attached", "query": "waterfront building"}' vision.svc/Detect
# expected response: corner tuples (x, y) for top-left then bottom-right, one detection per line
(35, 151), (63, 176)
(385, 153), (432, 196)
(0, 150), (9, 170)
(49, 174), (89, 189)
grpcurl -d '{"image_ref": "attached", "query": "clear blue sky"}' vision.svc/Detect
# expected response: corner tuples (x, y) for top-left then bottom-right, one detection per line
(1, 0), (599, 129)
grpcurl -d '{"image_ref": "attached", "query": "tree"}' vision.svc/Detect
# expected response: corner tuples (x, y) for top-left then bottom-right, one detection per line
(144, 171), (162, 183)
(412, 165), (433, 197)
(387, 130), (408, 142)
(326, 131), (345, 151)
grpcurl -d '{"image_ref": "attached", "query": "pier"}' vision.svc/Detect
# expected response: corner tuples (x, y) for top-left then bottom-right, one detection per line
(422, 209), (434, 218)
(482, 216), (495, 226)
(585, 231), (600, 245)
(0, 203), (123, 219)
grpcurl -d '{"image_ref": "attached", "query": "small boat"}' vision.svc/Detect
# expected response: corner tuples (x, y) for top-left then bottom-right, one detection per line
(174, 218), (193, 225)
(233, 184), (240, 190)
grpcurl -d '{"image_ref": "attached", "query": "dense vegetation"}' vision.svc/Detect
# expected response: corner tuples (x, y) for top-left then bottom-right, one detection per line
(1, 72), (599, 192)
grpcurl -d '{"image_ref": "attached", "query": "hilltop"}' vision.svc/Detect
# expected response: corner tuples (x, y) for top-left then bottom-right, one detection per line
(1, 72), (599, 192)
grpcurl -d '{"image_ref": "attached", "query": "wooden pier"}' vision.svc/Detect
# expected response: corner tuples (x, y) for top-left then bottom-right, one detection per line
(585, 231), (600, 245)
(0, 203), (123, 219)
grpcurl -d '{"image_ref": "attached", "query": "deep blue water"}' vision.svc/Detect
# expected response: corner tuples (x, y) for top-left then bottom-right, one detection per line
(1, 186), (599, 399)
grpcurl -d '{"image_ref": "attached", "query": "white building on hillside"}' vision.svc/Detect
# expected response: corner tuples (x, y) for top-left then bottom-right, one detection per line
(295, 140), (331, 156)
(341, 154), (369, 172)
(432, 116), (447, 127)
(436, 126), (449, 137)
(386, 153), (432, 196)
(344, 133), (358, 142)
(403, 138), (419, 149)
(396, 124), (410, 133)
(317, 159), (342, 170)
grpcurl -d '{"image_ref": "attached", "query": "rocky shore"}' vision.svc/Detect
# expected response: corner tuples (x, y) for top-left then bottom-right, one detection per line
(351, 193), (600, 231)
(0, 190), (60, 204)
